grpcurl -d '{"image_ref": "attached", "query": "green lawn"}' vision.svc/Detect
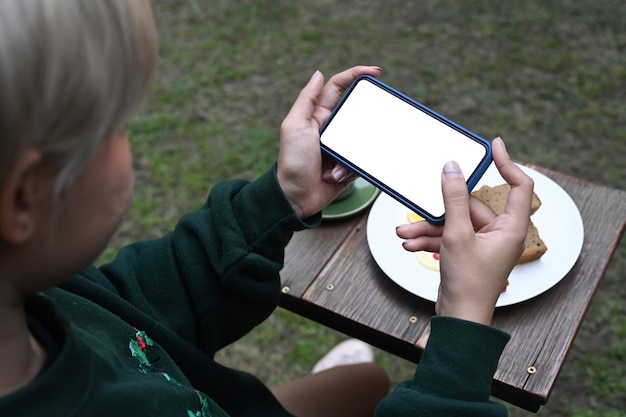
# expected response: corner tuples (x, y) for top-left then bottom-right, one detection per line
(101, 1), (626, 415)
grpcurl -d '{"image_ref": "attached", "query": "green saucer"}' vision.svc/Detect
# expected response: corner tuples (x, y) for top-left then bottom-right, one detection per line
(322, 178), (381, 221)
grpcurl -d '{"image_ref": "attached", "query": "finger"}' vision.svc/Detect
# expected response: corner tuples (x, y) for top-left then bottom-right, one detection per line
(395, 221), (443, 239)
(440, 161), (473, 235)
(281, 70), (326, 133)
(468, 196), (496, 230)
(313, 66), (382, 123)
(397, 218), (443, 250)
(331, 164), (356, 182)
(401, 236), (442, 253)
(492, 137), (534, 222)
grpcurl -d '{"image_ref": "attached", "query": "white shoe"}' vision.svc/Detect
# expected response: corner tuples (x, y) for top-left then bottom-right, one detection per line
(311, 339), (374, 373)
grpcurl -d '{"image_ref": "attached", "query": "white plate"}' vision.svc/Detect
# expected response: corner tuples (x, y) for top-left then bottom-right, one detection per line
(366, 163), (584, 307)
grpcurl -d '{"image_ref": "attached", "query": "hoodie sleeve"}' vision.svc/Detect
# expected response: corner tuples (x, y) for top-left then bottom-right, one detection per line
(375, 316), (510, 417)
(88, 164), (319, 355)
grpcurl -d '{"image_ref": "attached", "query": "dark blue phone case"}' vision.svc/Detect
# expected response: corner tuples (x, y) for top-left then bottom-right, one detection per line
(319, 75), (493, 225)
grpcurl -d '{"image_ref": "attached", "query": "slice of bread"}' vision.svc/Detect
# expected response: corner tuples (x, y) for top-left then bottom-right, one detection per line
(518, 220), (548, 264)
(472, 184), (547, 264)
(472, 183), (542, 216)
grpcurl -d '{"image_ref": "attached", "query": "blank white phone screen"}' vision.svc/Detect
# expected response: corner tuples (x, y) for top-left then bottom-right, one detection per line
(320, 79), (488, 218)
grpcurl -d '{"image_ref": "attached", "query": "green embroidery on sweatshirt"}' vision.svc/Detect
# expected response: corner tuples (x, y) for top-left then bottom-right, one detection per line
(129, 329), (155, 373)
(129, 329), (212, 416)
(187, 391), (212, 417)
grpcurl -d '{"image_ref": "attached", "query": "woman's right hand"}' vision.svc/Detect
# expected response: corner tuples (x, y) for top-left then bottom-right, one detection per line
(396, 137), (534, 325)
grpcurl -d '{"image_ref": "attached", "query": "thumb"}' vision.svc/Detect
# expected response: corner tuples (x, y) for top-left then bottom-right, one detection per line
(441, 161), (472, 231)
(282, 70), (325, 129)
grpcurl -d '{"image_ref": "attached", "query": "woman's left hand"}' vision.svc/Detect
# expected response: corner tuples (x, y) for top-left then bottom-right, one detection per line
(277, 65), (382, 219)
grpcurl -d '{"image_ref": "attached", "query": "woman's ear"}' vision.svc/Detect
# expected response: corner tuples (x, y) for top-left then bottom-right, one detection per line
(0, 149), (47, 245)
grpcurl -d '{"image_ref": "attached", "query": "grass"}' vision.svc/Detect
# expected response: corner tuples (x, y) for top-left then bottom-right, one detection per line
(101, 1), (626, 415)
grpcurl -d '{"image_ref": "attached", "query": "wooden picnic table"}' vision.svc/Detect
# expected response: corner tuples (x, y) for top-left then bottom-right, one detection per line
(278, 164), (626, 412)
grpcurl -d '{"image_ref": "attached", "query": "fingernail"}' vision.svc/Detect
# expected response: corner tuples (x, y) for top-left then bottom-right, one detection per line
(310, 70), (321, 82)
(337, 174), (352, 183)
(443, 161), (463, 178)
(369, 65), (382, 71)
(333, 167), (349, 182)
(396, 225), (409, 235)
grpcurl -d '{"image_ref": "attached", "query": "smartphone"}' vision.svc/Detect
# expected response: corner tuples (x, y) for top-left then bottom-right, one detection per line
(319, 75), (492, 225)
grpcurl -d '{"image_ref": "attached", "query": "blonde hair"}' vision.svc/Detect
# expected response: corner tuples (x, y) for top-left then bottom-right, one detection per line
(0, 0), (157, 196)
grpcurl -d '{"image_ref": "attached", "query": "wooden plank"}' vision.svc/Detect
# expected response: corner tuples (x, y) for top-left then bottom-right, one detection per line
(281, 217), (360, 298)
(491, 168), (626, 409)
(300, 214), (432, 361)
